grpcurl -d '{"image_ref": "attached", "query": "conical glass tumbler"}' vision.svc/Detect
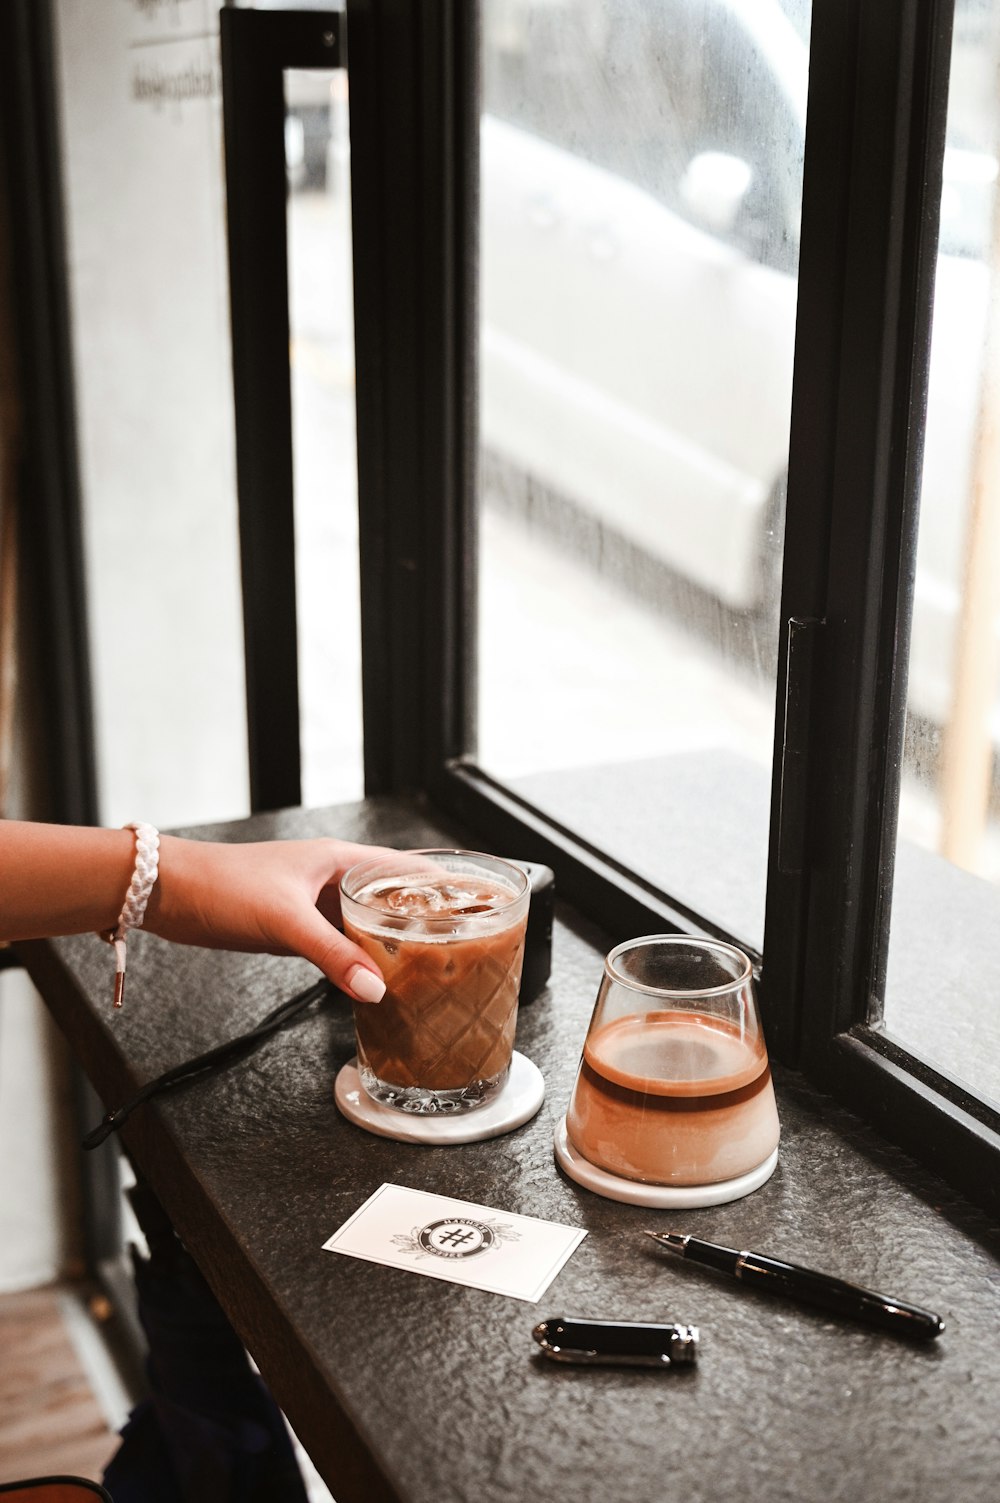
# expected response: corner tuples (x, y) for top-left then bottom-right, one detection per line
(562, 935), (779, 1200)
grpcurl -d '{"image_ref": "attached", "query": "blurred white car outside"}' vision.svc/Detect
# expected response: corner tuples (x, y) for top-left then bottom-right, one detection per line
(479, 0), (996, 729)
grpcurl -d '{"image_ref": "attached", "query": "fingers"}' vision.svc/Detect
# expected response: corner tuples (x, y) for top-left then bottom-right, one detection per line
(345, 964), (387, 1003)
(291, 905), (386, 1002)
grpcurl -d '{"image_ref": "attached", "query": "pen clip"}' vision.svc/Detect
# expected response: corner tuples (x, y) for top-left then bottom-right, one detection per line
(532, 1317), (699, 1369)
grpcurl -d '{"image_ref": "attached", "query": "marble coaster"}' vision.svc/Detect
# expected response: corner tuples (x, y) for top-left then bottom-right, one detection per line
(335, 1051), (545, 1145)
(554, 1116), (779, 1208)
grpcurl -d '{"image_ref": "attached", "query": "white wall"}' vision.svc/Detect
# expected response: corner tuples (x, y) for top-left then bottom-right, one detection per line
(53, 0), (249, 831)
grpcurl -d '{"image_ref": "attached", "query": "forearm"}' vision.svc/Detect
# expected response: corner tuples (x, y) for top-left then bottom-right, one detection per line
(0, 821), (137, 941)
(0, 820), (388, 1001)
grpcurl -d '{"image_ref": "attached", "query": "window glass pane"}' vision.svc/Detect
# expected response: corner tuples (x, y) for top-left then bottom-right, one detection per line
(477, 0), (810, 948)
(54, 0), (248, 828)
(883, 0), (1000, 1107)
(286, 68), (364, 807)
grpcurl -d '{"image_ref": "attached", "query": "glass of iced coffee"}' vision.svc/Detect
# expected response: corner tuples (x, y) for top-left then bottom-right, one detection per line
(564, 935), (779, 1188)
(340, 850), (530, 1115)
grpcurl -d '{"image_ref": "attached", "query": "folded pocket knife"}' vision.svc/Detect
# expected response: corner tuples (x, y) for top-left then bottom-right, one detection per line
(532, 1316), (699, 1369)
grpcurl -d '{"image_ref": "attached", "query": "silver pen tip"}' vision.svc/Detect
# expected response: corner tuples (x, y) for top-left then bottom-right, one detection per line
(643, 1230), (688, 1252)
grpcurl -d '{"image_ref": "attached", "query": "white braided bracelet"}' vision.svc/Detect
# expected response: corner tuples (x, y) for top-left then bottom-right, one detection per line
(103, 822), (160, 1009)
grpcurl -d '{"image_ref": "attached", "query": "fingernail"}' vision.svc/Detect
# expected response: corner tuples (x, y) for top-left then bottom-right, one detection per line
(348, 965), (385, 1003)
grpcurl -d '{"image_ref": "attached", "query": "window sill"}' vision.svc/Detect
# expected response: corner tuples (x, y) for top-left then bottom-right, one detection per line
(18, 793), (1000, 1503)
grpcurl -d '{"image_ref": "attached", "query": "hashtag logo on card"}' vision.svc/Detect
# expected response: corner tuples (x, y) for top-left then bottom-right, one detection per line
(417, 1219), (497, 1259)
(391, 1213), (520, 1262)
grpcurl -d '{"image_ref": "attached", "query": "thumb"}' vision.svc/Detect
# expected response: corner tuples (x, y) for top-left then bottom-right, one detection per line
(290, 907), (386, 1002)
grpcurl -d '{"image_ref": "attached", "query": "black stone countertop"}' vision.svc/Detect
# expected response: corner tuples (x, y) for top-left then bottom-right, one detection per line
(23, 797), (1000, 1503)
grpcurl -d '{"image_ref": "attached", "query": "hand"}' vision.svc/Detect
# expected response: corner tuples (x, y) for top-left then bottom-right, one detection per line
(145, 835), (390, 1002)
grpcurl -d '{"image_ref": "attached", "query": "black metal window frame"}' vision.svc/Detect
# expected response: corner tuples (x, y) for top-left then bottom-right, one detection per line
(219, 1), (996, 1214)
(329, 0), (1000, 1217)
(760, 0), (1000, 1206)
(220, 6), (349, 814)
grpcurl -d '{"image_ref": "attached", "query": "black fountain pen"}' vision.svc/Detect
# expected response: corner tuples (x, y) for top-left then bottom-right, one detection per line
(645, 1231), (945, 1340)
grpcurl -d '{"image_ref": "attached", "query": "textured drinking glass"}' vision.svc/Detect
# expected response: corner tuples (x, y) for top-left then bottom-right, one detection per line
(565, 935), (779, 1186)
(340, 850), (530, 1114)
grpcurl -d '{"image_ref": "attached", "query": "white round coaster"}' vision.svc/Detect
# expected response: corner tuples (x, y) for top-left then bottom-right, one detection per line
(335, 1051), (545, 1145)
(554, 1116), (779, 1208)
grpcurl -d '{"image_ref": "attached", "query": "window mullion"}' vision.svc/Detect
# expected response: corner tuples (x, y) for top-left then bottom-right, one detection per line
(346, 0), (473, 798)
(765, 0), (960, 1083)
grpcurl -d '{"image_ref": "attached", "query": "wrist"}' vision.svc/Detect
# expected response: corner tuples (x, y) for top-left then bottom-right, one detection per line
(141, 832), (186, 939)
(100, 822), (160, 1008)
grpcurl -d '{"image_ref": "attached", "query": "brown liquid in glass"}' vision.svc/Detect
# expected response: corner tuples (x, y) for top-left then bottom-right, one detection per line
(566, 1010), (780, 1184)
(344, 875), (527, 1095)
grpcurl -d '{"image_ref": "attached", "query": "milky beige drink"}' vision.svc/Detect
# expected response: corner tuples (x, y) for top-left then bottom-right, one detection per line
(340, 852), (530, 1114)
(566, 1010), (780, 1185)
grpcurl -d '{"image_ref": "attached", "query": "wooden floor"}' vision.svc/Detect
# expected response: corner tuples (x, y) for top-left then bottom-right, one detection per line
(0, 1284), (119, 1486)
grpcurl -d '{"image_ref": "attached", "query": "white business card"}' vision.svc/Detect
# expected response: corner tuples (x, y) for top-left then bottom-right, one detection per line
(322, 1183), (587, 1303)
